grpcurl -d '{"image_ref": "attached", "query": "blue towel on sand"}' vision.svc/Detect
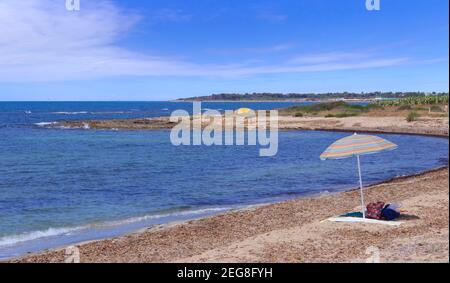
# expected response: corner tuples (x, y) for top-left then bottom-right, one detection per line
(341, 212), (364, 218)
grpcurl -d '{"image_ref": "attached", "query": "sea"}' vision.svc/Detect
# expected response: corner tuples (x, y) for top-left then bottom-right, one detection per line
(0, 101), (448, 259)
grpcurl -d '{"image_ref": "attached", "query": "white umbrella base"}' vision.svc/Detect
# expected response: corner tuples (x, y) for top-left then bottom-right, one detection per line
(323, 216), (403, 226)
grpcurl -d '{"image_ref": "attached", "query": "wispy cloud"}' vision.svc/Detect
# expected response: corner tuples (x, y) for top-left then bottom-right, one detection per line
(207, 44), (294, 56)
(201, 57), (409, 78)
(415, 57), (449, 65)
(287, 52), (371, 65)
(0, 0), (411, 82)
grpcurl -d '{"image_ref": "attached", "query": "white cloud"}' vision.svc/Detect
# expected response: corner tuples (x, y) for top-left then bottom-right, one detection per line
(207, 44), (295, 56)
(0, 0), (409, 82)
(205, 58), (409, 78)
(287, 52), (371, 65)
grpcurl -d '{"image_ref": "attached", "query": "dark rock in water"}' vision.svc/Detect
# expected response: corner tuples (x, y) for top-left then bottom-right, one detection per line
(57, 117), (177, 130)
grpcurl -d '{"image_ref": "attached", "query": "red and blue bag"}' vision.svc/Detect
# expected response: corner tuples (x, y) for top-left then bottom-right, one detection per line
(381, 204), (401, 220)
(366, 202), (385, 220)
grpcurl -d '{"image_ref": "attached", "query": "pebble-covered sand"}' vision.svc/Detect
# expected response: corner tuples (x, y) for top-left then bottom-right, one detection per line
(9, 167), (448, 263)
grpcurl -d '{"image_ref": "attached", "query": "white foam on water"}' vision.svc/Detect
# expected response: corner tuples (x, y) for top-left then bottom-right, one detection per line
(50, 111), (134, 115)
(0, 206), (234, 249)
(52, 111), (89, 115)
(90, 111), (132, 114)
(0, 227), (84, 248)
(104, 206), (233, 226)
(34, 122), (56, 127)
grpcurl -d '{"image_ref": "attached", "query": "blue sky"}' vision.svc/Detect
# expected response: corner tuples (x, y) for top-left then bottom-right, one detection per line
(0, 0), (448, 101)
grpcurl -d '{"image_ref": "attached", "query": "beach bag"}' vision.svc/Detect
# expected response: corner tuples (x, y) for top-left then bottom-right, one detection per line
(366, 202), (385, 220)
(381, 204), (401, 221)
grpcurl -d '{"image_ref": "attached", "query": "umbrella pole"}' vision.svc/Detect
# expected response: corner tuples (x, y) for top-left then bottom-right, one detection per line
(357, 155), (366, 218)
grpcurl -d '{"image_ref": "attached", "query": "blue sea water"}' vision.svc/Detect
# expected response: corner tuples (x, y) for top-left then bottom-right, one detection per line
(0, 101), (448, 259)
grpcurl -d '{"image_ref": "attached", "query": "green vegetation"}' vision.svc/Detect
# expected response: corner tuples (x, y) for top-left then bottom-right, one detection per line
(406, 111), (420, 122)
(325, 113), (359, 118)
(276, 96), (448, 119)
(179, 92), (449, 101)
(377, 95), (449, 107)
(430, 105), (444, 112)
(397, 105), (412, 111)
(281, 101), (382, 117)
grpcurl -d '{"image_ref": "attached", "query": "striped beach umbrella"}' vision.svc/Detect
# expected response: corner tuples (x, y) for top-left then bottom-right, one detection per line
(320, 133), (398, 218)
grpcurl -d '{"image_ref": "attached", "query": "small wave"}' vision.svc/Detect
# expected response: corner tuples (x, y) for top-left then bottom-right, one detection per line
(0, 227), (84, 248)
(51, 111), (89, 115)
(25, 111), (32, 114)
(34, 122), (73, 129)
(203, 108), (224, 111)
(51, 111), (134, 115)
(0, 206), (232, 248)
(90, 111), (133, 114)
(34, 122), (56, 127)
(106, 206), (233, 226)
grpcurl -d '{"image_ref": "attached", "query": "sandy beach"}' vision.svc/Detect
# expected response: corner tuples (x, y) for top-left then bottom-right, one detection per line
(11, 167), (448, 263)
(9, 115), (449, 263)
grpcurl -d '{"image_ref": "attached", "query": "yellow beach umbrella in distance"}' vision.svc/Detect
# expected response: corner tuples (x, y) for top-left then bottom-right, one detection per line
(320, 133), (398, 218)
(235, 107), (252, 115)
(235, 107), (256, 118)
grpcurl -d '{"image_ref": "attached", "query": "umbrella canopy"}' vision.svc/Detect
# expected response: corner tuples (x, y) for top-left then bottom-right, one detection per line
(320, 133), (398, 160)
(235, 108), (252, 115)
(320, 133), (398, 218)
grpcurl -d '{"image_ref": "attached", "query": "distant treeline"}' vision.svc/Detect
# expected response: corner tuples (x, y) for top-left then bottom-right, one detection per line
(179, 92), (449, 101)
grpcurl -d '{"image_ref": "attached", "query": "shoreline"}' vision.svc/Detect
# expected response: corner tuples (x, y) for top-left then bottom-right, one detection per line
(8, 103), (450, 262)
(1, 132), (447, 261)
(9, 165), (448, 263)
(173, 99), (376, 103)
(292, 127), (450, 139)
(3, 164), (444, 261)
(3, 162), (448, 262)
(6, 123), (449, 262)
(42, 115), (449, 137)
